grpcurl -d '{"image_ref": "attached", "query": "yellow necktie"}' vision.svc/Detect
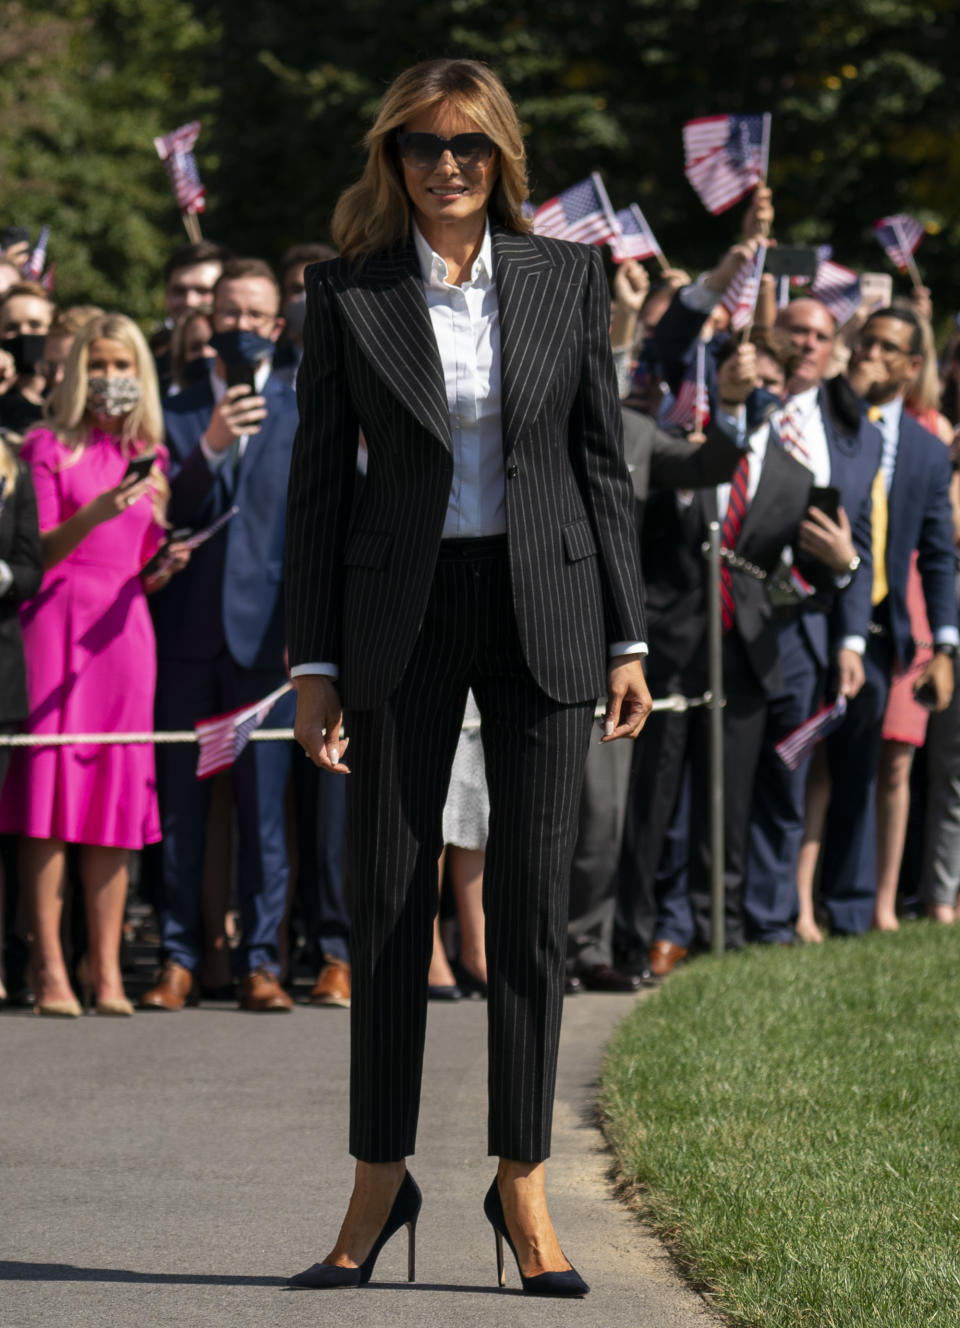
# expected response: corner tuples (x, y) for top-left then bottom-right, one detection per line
(868, 407), (888, 606)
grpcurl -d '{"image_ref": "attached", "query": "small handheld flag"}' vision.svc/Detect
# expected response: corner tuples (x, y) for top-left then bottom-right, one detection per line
(154, 122), (206, 241)
(775, 695), (847, 770)
(662, 343), (710, 433)
(608, 204), (663, 264)
(873, 214), (925, 289)
(533, 174), (618, 246)
(683, 113), (771, 215)
(21, 226), (49, 282)
(721, 243), (767, 332)
(810, 259), (861, 328)
(195, 680), (292, 780)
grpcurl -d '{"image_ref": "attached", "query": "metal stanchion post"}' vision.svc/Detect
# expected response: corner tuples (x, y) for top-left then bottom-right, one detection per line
(706, 521), (725, 956)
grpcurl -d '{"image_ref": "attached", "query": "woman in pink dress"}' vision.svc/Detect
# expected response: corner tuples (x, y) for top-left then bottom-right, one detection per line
(0, 313), (169, 1016)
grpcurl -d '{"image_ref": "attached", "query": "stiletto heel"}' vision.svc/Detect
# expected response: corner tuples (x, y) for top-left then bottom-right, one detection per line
(406, 1218), (415, 1282)
(483, 1176), (589, 1297)
(289, 1171), (422, 1289)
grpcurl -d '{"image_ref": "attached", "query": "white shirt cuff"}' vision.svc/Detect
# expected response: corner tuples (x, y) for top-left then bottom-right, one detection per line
(934, 627), (960, 648)
(609, 641), (648, 657)
(290, 662), (339, 679)
(716, 406), (747, 446)
(199, 434), (229, 470)
(0, 560), (12, 598)
(839, 636), (866, 656)
(680, 279), (721, 314)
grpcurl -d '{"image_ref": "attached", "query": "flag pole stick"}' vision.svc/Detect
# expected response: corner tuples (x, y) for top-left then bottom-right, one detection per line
(759, 112), (772, 185)
(182, 211), (203, 243)
(891, 216), (923, 291)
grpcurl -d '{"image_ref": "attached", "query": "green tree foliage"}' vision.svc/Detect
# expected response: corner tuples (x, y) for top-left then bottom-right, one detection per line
(3, 0), (958, 321)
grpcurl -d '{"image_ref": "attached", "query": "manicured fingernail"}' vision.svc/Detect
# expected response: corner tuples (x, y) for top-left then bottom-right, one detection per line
(330, 748), (339, 764)
(604, 720), (614, 737)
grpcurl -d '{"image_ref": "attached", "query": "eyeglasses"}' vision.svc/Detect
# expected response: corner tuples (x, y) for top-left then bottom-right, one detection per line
(215, 308), (276, 331)
(396, 131), (495, 172)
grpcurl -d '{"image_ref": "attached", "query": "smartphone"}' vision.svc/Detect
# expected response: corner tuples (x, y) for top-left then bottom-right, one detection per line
(859, 272), (893, 310)
(225, 362), (257, 391)
(765, 246), (820, 280)
(808, 485), (840, 524)
(123, 452), (157, 483)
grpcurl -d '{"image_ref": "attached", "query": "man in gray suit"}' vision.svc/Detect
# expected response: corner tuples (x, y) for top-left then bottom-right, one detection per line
(565, 343), (755, 991)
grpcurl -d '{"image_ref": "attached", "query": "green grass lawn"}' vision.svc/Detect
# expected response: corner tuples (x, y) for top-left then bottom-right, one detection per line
(601, 923), (960, 1328)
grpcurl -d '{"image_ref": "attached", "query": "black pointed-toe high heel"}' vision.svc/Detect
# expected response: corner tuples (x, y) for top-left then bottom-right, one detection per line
(483, 1177), (589, 1297)
(288, 1171), (421, 1289)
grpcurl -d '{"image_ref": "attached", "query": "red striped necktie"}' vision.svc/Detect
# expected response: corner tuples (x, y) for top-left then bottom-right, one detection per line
(778, 400), (811, 464)
(719, 453), (750, 633)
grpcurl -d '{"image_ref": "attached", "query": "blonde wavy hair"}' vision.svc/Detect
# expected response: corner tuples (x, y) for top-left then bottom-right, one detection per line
(49, 313), (163, 454)
(0, 436), (19, 495)
(332, 58), (531, 261)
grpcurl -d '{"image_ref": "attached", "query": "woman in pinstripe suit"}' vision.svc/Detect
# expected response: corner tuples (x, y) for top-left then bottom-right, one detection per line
(285, 58), (650, 1296)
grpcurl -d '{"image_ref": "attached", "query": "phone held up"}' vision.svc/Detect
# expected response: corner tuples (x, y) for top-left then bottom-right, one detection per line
(123, 452), (157, 484)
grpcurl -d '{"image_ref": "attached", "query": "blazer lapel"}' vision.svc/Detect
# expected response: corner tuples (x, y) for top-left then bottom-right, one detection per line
(492, 227), (578, 453)
(334, 245), (451, 450)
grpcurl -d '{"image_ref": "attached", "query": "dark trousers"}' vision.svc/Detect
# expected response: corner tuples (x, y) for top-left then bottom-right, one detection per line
(745, 617), (825, 942)
(567, 734), (633, 973)
(820, 632), (894, 933)
(343, 538), (594, 1163)
(293, 761), (349, 967)
(155, 652), (295, 975)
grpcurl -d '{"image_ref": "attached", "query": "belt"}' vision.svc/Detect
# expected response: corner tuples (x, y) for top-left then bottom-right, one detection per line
(437, 534), (508, 561)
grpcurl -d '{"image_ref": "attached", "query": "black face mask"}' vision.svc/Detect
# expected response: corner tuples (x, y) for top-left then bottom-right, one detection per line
(5, 333), (47, 374)
(182, 355), (212, 384)
(208, 329), (275, 366)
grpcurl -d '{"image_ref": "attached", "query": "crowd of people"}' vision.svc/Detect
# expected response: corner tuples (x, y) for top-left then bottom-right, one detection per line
(0, 173), (958, 1019)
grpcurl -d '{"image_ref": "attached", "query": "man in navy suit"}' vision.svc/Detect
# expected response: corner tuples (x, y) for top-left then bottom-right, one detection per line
(819, 307), (957, 933)
(143, 258), (299, 1012)
(743, 298), (882, 943)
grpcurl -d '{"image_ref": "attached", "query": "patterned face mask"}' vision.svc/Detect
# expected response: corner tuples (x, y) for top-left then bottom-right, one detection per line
(87, 374), (142, 418)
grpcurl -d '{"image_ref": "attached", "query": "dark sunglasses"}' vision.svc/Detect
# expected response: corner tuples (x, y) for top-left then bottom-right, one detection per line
(396, 131), (495, 172)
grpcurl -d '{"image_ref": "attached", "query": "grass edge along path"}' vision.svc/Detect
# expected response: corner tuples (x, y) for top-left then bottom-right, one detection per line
(600, 924), (960, 1328)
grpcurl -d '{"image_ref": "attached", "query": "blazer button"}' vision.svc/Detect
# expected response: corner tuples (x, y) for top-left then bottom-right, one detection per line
(507, 463), (518, 479)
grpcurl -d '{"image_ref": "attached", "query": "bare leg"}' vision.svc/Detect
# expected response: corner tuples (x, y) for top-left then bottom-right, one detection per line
(320, 1160), (406, 1268)
(449, 845), (487, 983)
(21, 836), (73, 1004)
(428, 852), (457, 988)
(795, 745), (830, 943)
(497, 1159), (570, 1277)
(929, 903), (955, 924)
(873, 740), (913, 932)
(81, 845), (130, 1004)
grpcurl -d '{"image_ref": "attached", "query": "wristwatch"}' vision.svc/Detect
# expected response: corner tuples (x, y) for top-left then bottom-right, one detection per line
(935, 642), (958, 659)
(846, 554), (862, 575)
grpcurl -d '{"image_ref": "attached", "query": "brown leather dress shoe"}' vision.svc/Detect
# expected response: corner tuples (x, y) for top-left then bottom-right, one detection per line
(140, 961), (195, 1011)
(309, 956), (351, 1007)
(238, 967), (293, 1012)
(649, 939), (687, 978)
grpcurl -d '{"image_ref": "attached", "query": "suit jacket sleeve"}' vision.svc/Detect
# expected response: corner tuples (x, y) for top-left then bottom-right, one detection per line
(917, 434), (958, 636)
(6, 463), (42, 604)
(648, 420), (743, 492)
(284, 262), (360, 668)
(567, 247), (646, 647)
(834, 418), (879, 643)
(650, 290), (709, 394)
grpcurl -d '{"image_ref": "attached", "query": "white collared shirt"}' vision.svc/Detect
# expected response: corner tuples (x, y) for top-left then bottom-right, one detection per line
(872, 394), (903, 494)
(771, 384), (831, 486)
(412, 220), (506, 539)
(716, 420), (770, 521)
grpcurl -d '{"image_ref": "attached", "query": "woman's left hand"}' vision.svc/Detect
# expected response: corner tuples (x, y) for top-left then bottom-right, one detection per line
(601, 656), (653, 741)
(149, 464), (171, 529)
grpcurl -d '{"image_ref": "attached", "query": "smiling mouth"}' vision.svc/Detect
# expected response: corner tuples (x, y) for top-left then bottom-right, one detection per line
(428, 186), (467, 196)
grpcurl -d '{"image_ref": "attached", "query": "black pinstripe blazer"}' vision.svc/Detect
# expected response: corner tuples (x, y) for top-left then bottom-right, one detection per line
(284, 223), (646, 709)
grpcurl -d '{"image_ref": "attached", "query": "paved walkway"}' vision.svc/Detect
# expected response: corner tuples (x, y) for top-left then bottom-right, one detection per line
(1, 991), (719, 1328)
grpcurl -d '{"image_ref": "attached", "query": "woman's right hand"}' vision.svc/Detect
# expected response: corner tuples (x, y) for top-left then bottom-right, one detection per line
(294, 674), (350, 773)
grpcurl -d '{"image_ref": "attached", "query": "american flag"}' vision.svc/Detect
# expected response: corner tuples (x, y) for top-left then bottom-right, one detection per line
(683, 113), (770, 214)
(21, 226), (49, 281)
(533, 173), (618, 245)
(662, 342), (709, 431)
(194, 680), (292, 780)
(154, 121), (206, 215)
(721, 243), (767, 331)
(608, 204), (662, 263)
(811, 259), (861, 328)
(775, 694), (847, 770)
(873, 214), (925, 271)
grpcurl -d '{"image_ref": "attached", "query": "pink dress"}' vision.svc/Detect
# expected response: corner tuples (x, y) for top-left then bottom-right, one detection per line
(882, 553), (933, 747)
(0, 427), (166, 848)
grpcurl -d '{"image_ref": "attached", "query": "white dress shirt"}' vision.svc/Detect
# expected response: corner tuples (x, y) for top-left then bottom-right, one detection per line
(292, 222), (645, 681)
(771, 385), (831, 487)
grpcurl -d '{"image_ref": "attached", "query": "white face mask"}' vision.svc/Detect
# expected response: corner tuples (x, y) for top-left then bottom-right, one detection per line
(87, 374), (141, 418)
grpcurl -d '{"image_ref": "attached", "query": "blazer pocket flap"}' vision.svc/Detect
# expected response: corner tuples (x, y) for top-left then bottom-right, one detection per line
(343, 529), (393, 569)
(561, 518), (597, 563)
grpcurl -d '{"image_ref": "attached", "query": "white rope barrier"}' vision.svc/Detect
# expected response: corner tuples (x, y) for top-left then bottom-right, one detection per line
(0, 693), (711, 747)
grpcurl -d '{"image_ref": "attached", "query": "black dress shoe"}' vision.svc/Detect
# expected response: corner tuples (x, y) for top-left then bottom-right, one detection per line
(428, 983), (462, 1001)
(580, 964), (643, 993)
(452, 959), (487, 1000)
(564, 974), (583, 995)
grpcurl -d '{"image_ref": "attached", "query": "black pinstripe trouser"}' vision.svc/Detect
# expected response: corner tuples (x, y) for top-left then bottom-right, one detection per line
(344, 536), (595, 1163)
